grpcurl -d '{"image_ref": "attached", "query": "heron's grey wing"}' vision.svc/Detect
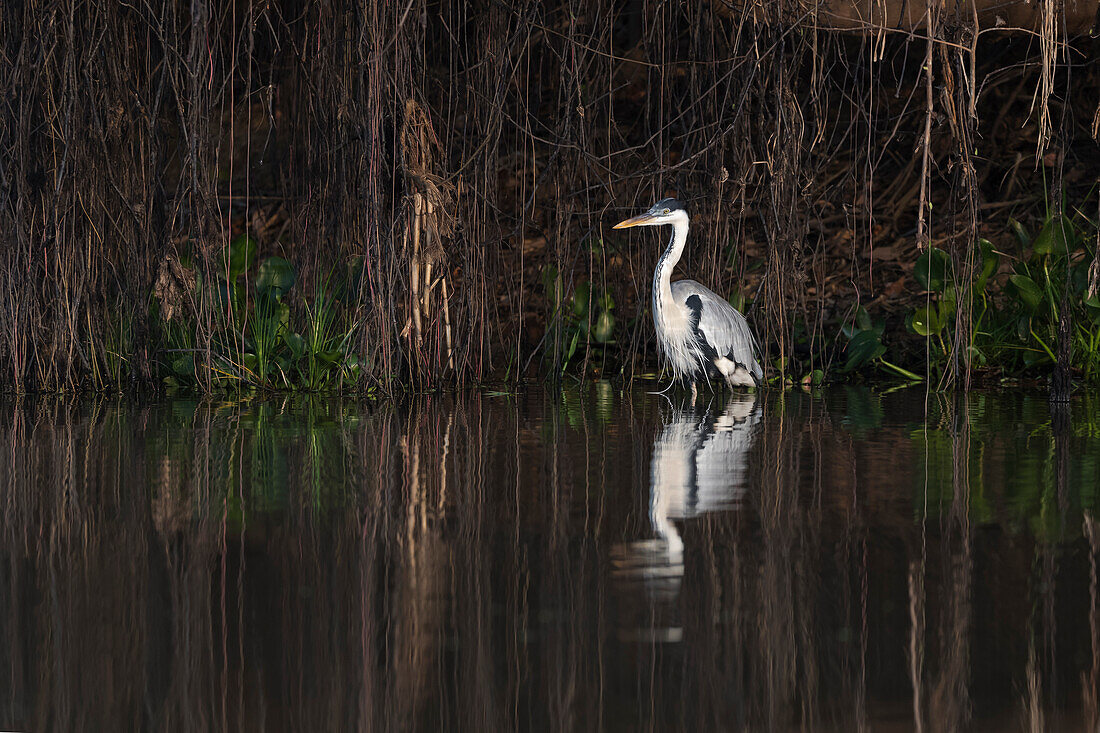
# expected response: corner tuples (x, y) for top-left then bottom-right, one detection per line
(671, 280), (762, 381)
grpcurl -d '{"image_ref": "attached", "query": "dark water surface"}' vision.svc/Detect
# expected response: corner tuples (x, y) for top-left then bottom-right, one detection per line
(2, 386), (1099, 732)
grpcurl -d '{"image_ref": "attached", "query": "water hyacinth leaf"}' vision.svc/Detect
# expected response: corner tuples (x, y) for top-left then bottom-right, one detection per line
(593, 310), (615, 343)
(915, 247), (951, 292)
(221, 235), (257, 279)
(855, 304), (872, 332)
(1032, 216), (1074, 257)
(937, 294), (956, 323)
(842, 329), (886, 372)
(256, 257), (296, 299)
(1084, 295), (1100, 325)
(284, 332), (306, 360)
(975, 238), (999, 292)
(910, 305), (943, 337)
(1009, 274), (1043, 310)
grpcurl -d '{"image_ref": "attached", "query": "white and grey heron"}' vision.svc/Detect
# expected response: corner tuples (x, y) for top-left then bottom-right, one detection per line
(613, 198), (763, 396)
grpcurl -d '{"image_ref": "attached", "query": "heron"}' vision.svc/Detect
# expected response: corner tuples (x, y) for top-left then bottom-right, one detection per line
(613, 198), (763, 399)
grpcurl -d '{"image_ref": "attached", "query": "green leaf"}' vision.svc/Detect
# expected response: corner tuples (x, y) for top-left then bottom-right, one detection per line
(1009, 274), (1043, 310)
(937, 296), (956, 323)
(284, 332), (306, 360)
(727, 288), (745, 313)
(910, 305), (943, 337)
(1008, 219), (1031, 250)
(975, 238), (999, 293)
(1032, 216), (1075, 258)
(855, 304), (872, 332)
(842, 330), (886, 373)
(564, 330), (579, 364)
(256, 257), (296, 299)
(1084, 295), (1100, 325)
(221, 235), (257, 279)
(915, 248), (952, 292)
(251, 318), (281, 345)
(593, 310), (615, 343)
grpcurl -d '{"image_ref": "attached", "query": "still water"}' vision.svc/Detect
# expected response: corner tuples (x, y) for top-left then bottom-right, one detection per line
(1, 385), (1098, 731)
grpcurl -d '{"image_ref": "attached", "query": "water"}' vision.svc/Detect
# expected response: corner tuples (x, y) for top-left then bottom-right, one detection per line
(1, 385), (1098, 731)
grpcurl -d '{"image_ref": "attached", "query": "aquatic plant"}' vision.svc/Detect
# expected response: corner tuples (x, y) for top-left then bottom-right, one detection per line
(159, 237), (359, 392)
(904, 209), (1100, 384)
(541, 265), (617, 377)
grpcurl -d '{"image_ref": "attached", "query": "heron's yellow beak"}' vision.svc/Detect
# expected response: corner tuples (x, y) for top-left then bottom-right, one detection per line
(612, 213), (656, 229)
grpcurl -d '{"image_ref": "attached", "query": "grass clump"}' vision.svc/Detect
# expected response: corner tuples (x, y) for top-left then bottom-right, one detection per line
(903, 208), (1100, 384)
(156, 236), (361, 393)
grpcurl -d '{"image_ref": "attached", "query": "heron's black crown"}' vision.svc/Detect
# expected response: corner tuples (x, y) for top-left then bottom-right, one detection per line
(650, 198), (686, 214)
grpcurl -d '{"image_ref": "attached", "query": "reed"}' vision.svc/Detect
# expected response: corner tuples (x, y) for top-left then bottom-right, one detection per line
(2, 1), (1098, 392)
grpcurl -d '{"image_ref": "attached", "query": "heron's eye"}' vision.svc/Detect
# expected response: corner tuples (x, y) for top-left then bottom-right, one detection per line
(663, 208), (670, 214)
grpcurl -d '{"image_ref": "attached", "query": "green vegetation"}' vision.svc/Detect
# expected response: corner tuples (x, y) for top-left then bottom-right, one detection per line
(838, 207), (1100, 386)
(158, 236), (362, 393)
(541, 265), (618, 377)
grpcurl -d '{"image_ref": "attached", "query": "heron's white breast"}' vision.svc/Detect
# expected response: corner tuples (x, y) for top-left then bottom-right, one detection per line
(654, 299), (703, 380)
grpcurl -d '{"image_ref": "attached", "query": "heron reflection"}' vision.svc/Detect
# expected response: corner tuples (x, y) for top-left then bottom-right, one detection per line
(612, 394), (760, 640)
(649, 393), (760, 560)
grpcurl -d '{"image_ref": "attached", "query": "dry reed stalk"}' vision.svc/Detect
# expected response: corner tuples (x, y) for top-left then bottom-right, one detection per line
(1, 0), (1096, 390)
(411, 193), (424, 350)
(400, 99), (456, 380)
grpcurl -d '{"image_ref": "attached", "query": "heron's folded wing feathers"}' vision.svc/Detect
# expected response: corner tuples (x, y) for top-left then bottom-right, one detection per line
(673, 280), (762, 380)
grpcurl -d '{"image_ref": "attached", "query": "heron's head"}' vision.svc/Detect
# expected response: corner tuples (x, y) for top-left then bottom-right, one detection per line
(612, 198), (688, 229)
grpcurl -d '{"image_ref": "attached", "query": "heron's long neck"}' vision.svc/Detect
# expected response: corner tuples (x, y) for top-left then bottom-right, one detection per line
(653, 218), (688, 319)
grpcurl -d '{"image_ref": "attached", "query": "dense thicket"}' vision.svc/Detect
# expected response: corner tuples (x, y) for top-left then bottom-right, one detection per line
(2, 1), (1098, 392)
